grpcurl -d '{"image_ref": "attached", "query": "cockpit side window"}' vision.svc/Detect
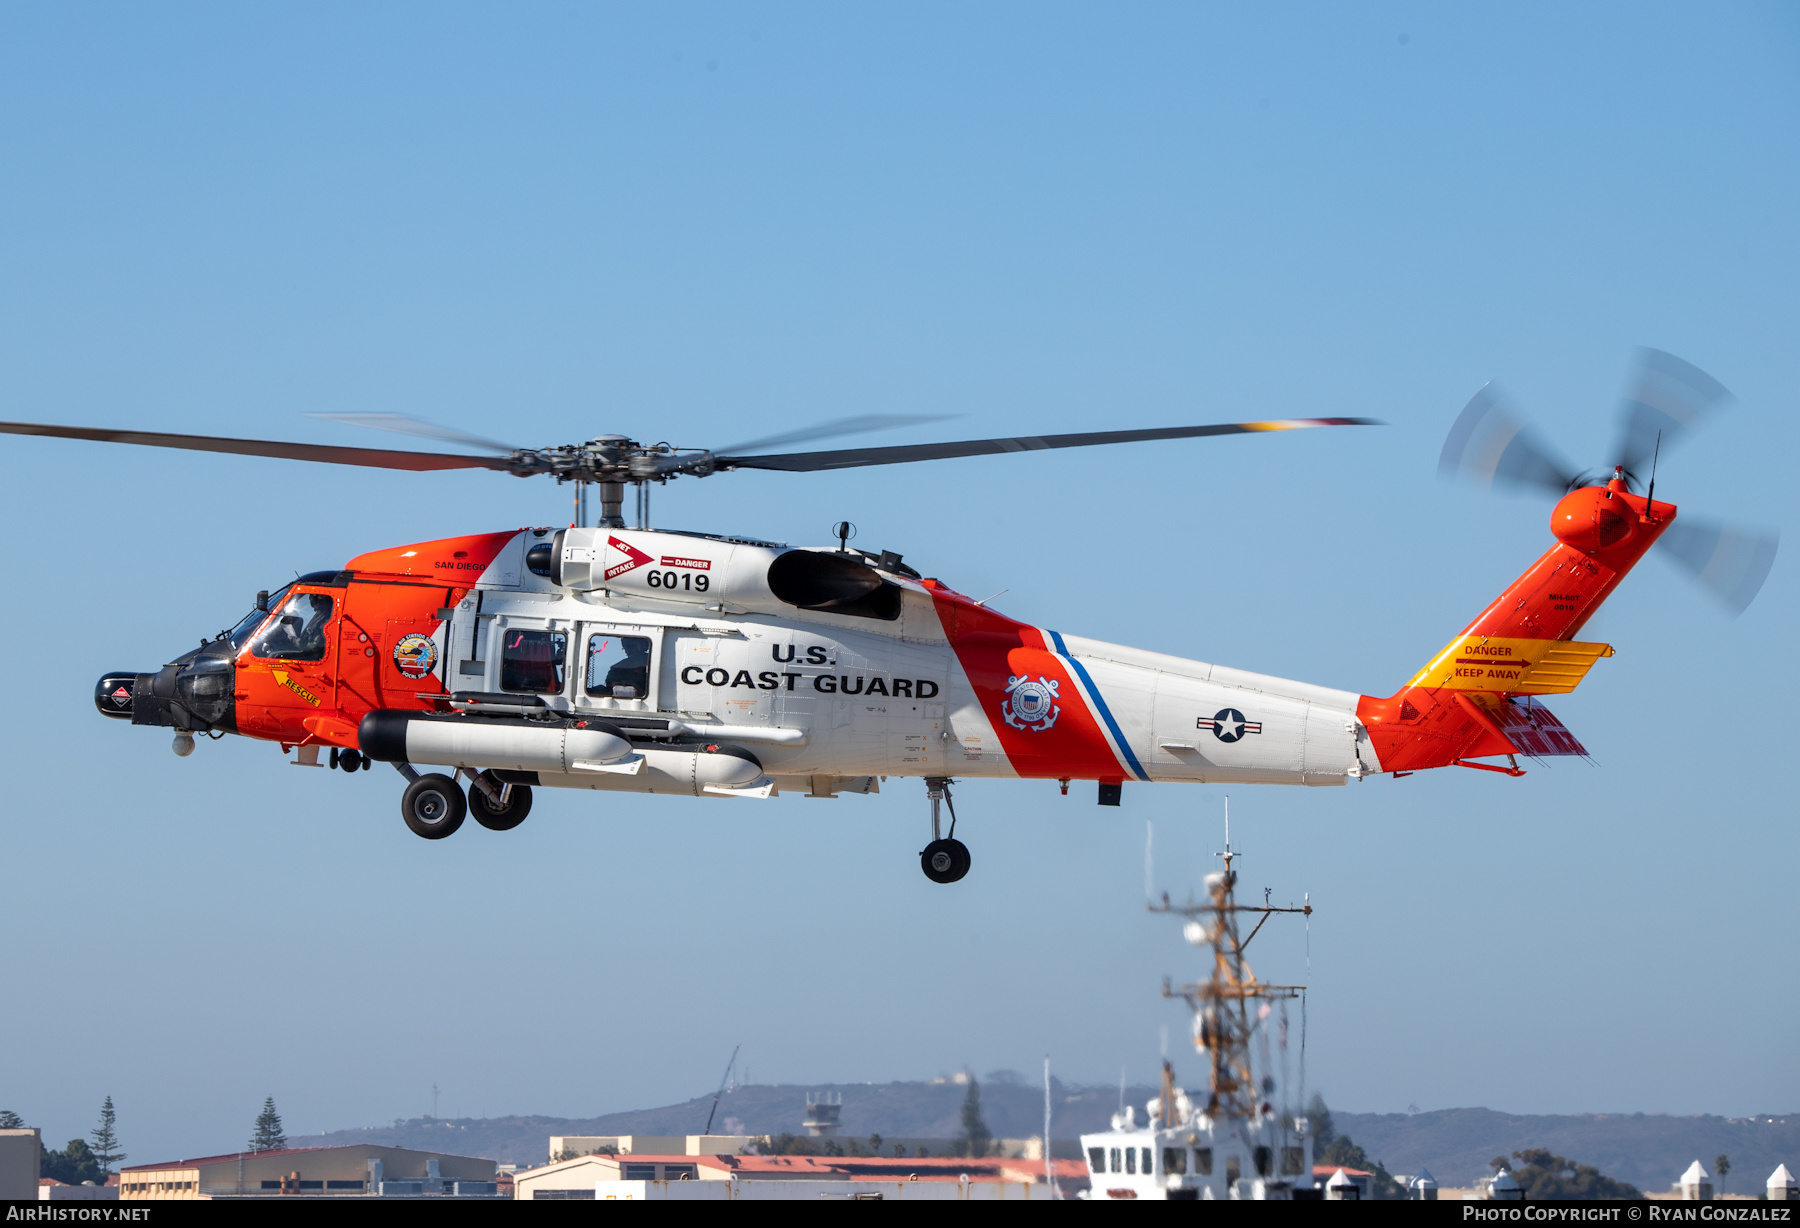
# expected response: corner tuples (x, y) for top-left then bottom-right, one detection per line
(228, 609), (269, 652)
(501, 629), (568, 694)
(250, 592), (335, 662)
(585, 634), (653, 699)
(229, 583), (294, 652)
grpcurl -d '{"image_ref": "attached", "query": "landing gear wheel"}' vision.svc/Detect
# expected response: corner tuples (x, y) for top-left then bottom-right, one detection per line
(402, 773), (466, 839)
(468, 771), (532, 831)
(920, 838), (971, 884)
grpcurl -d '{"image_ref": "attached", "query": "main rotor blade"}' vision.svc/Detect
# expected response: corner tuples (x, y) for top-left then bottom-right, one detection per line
(1656, 516), (1778, 617)
(0, 421), (524, 473)
(719, 413), (959, 456)
(1611, 348), (1732, 483)
(306, 412), (518, 455)
(1438, 382), (1581, 496)
(714, 417), (1377, 473)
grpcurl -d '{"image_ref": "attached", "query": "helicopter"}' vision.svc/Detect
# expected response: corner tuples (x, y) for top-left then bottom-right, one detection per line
(7, 348), (1777, 883)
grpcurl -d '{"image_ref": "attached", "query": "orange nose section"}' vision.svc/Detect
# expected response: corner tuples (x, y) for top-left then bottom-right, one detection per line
(1551, 485), (1638, 554)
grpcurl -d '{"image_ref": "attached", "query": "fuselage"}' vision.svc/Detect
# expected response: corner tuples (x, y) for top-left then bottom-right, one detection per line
(107, 479), (1671, 799)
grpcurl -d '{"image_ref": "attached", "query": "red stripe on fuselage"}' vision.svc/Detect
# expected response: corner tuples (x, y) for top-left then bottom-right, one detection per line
(923, 582), (1127, 782)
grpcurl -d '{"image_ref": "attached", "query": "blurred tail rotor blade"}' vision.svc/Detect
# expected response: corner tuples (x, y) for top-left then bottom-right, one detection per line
(1657, 516), (1779, 617)
(1611, 348), (1732, 483)
(1438, 382), (1580, 495)
(720, 413), (958, 456)
(307, 412), (518, 455)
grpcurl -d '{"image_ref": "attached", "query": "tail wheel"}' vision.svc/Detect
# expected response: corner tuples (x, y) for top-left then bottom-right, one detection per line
(920, 838), (971, 884)
(402, 773), (466, 839)
(468, 771), (532, 832)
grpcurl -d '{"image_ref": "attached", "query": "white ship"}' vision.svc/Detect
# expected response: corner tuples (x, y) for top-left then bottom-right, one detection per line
(1079, 814), (1317, 1200)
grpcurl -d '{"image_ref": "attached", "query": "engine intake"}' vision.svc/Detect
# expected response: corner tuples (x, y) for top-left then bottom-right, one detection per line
(766, 550), (901, 620)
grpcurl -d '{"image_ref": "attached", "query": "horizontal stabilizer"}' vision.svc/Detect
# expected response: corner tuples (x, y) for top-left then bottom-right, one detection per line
(1494, 698), (1588, 758)
(1408, 636), (1615, 695)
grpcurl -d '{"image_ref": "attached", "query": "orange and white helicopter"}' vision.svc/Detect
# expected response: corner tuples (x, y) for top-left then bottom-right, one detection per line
(7, 348), (1775, 883)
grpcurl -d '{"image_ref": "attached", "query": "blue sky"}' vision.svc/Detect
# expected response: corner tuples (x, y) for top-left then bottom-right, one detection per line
(1, 3), (1795, 1160)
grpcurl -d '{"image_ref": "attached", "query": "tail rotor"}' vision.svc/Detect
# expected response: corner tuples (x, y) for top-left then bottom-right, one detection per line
(1439, 349), (1778, 616)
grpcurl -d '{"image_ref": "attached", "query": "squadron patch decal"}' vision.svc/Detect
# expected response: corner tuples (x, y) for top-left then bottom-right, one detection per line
(393, 632), (439, 680)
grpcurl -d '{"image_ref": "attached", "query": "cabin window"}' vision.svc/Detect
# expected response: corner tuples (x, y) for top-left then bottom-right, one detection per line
(1194, 1147), (1213, 1175)
(1254, 1145), (1273, 1177)
(1163, 1148), (1187, 1175)
(1226, 1155), (1241, 1185)
(1109, 1148), (1121, 1173)
(1088, 1148), (1106, 1173)
(1281, 1147), (1305, 1176)
(586, 634), (653, 699)
(1124, 1148), (1136, 1175)
(501, 629), (568, 694)
(1142, 1149), (1153, 1175)
(250, 593), (334, 662)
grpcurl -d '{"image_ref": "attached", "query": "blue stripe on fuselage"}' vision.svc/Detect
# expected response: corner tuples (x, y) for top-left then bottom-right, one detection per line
(1047, 629), (1149, 782)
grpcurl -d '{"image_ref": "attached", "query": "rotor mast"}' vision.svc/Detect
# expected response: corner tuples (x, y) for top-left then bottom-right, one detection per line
(557, 436), (705, 529)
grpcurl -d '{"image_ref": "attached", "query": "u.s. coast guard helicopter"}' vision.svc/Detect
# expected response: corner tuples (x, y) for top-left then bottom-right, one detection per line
(7, 348), (1776, 882)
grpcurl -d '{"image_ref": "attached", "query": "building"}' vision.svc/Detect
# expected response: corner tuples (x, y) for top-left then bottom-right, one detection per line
(117, 1144), (497, 1199)
(514, 1151), (1086, 1200)
(1678, 1160), (1713, 1201)
(595, 1175), (1055, 1200)
(39, 1178), (118, 1201)
(549, 1134), (751, 1160)
(1769, 1165), (1797, 1201)
(0, 1130), (41, 1200)
(803, 1093), (842, 1137)
(1314, 1165), (1372, 1200)
(1489, 1168), (1524, 1200)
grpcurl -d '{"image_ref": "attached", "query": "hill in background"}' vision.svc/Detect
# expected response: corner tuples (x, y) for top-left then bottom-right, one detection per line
(291, 1082), (1799, 1190)
(291, 1075), (1142, 1166)
(1331, 1108), (1798, 1193)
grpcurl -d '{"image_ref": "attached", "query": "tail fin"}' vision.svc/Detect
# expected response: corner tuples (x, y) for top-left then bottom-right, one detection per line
(1357, 478), (1670, 775)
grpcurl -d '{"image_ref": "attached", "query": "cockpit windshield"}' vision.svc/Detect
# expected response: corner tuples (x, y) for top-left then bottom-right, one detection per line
(250, 591), (335, 662)
(227, 583), (293, 652)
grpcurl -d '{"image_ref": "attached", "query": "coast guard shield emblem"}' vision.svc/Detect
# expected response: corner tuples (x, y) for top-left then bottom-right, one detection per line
(1002, 674), (1061, 732)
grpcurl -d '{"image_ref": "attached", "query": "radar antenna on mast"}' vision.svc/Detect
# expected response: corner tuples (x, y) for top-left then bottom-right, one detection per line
(1149, 797), (1310, 1122)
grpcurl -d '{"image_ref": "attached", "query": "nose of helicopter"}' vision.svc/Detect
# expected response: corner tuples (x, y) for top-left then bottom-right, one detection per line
(95, 642), (238, 740)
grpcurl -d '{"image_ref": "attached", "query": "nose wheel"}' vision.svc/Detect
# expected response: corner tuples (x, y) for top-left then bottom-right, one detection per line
(919, 777), (970, 883)
(401, 772), (466, 839)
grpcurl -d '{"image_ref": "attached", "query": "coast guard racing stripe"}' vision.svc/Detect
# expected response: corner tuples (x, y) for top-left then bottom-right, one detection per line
(924, 581), (1143, 783)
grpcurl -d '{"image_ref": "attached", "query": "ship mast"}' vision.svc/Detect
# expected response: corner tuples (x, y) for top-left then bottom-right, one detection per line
(1149, 800), (1311, 1121)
